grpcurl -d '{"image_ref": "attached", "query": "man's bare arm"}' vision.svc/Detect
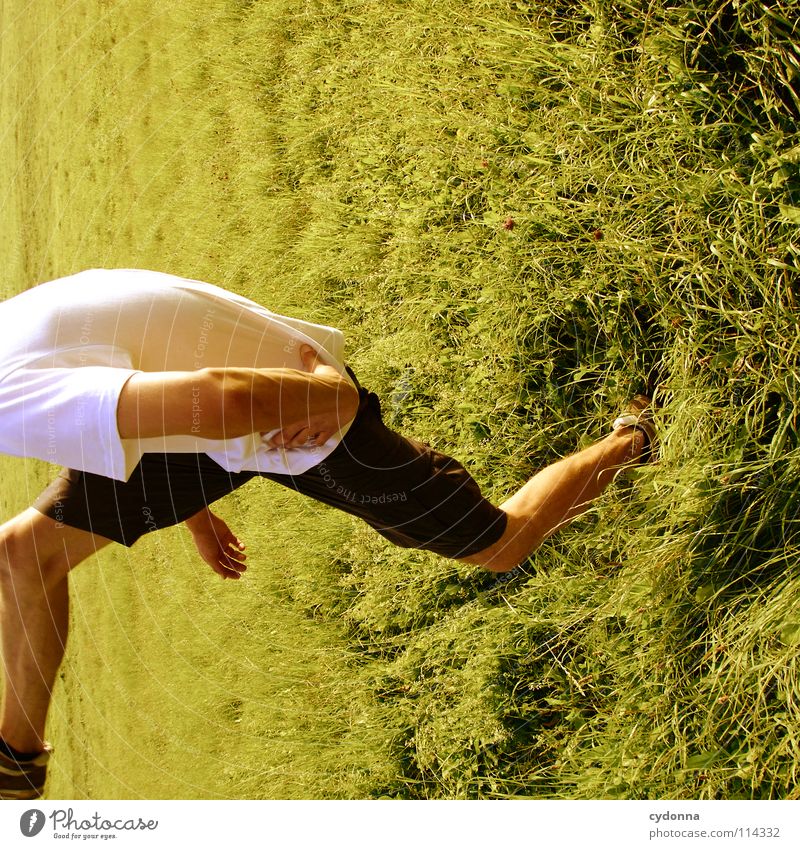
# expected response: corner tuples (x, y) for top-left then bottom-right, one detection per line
(116, 360), (359, 442)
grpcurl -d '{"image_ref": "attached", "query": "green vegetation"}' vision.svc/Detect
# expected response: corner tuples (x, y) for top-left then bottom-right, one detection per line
(2, 0), (799, 798)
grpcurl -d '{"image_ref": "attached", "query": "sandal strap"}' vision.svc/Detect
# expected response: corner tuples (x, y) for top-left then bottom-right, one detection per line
(612, 398), (657, 463)
(612, 414), (639, 430)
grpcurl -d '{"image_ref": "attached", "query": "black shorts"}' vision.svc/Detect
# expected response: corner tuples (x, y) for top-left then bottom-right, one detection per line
(33, 380), (507, 560)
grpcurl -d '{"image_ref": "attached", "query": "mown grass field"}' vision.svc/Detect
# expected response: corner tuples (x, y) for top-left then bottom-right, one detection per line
(2, 0), (799, 799)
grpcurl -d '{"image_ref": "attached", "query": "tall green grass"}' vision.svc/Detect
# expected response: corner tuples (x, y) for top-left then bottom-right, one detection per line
(2, 0), (799, 798)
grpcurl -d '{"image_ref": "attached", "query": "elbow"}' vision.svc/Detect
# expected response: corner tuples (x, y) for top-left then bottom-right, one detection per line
(338, 377), (360, 425)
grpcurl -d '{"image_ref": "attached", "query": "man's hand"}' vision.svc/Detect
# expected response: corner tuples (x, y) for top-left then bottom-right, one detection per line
(264, 345), (357, 450)
(185, 508), (247, 580)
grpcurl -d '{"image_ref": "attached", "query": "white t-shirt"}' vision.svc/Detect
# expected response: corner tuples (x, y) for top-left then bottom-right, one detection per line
(0, 269), (354, 481)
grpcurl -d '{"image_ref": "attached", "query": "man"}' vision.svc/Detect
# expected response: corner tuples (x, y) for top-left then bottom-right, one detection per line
(0, 269), (654, 799)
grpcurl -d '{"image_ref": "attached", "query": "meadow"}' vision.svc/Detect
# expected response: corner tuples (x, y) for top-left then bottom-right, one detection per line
(1, 0), (799, 798)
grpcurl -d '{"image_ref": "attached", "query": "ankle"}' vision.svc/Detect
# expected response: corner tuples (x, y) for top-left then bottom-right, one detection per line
(610, 425), (647, 463)
(0, 735), (43, 761)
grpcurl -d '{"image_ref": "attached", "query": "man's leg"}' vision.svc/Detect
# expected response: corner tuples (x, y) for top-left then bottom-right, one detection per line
(460, 423), (647, 572)
(0, 508), (110, 754)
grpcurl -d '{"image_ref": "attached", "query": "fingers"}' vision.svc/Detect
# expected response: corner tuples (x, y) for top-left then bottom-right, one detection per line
(226, 542), (247, 562)
(269, 423), (308, 448)
(222, 530), (246, 556)
(267, 426), (332, 449)
(209, 536), (247, 580)
(214, 544), (248, 580)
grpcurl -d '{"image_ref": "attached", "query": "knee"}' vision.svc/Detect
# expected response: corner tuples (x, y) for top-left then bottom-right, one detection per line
(475, 546), (531, 573)
(479, 555), (523, 573)
(0, 516), (70, 591)
(458, 514), (542, 573)
(0, 519), (23, 580)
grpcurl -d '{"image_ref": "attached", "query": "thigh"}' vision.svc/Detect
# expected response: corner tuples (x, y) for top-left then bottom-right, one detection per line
(33, 455), (255, 547)
(261, 389), (507, 559)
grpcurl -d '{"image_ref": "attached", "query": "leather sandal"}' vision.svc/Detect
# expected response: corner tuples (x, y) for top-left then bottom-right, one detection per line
(612, 394), (657, 464)
(0, 743), (51, 800)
